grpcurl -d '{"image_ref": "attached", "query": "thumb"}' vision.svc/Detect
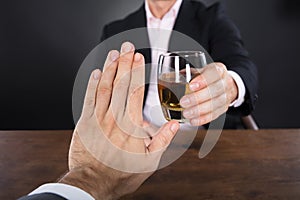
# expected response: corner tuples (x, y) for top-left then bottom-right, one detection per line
(147, 121), (179, 153)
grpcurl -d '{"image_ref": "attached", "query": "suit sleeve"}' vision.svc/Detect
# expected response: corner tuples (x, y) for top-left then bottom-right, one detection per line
(208, 3), (258, 116)
(17, 193), (66, 200)
(17, 183), (94, 200)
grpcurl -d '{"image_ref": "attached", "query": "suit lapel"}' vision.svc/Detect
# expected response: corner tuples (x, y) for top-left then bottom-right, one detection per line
(173, 0), (198, 37)
(127, 4), (147, 28)
(170, 0), (206, 51)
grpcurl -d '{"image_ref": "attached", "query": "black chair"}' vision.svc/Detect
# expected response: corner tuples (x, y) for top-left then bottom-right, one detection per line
(241, 115), (259, 130)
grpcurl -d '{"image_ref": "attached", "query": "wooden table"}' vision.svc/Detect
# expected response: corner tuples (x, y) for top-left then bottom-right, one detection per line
(1, 130), (300, 200)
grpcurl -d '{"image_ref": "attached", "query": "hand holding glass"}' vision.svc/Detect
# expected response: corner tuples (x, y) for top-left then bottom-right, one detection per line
(158, 51), (207, 123)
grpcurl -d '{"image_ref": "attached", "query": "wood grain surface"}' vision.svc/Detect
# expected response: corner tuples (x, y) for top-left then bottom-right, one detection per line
(1, 130), (300, 200)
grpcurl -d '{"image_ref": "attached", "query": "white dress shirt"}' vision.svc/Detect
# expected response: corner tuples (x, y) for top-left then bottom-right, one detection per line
(28, 183), (94, 200)
(143, 0), (185, 128)
(26, 0), (246, 199)
(143, 0), (246, 129)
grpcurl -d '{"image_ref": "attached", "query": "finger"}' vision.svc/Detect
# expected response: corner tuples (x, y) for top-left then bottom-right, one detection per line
(95, 50), (120, 119)
(148, 121), (179, 152)
(111, 42), (135, 116)
(126, 53), (145, 125)
(102, 50), (120, 72)
(190, 105), (228, 126)
(183, 93), (227, 119)
(82, 69), (102, 119)
(180, 79), (225, 108)
(114, 42), (135, 84)
(188, 63), (226, 92)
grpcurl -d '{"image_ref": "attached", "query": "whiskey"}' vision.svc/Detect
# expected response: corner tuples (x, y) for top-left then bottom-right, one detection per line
(158, 72), (191, 122)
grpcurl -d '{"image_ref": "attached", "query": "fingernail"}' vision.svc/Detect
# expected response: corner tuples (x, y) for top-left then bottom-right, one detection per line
(134, 53), (142, 62)
(216, 64), (226, 76)
(121, 42), (134, 53)
(180, 97), (190, 107)
(93, 69), (101, 80)
(170, 123), (179, 132)
(183, 109), (193, 118)
(110, 50), (119, 61)
(190, 82), (200, 91)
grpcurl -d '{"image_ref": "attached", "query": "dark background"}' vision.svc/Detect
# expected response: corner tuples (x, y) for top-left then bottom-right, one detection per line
(1, 0), (300, 130)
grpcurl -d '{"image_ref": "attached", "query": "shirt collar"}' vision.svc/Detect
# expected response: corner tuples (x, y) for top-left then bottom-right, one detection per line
(145, 0), (183, 21)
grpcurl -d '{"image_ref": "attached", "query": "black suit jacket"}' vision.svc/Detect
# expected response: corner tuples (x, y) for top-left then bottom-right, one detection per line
(101, 0), (258, 128)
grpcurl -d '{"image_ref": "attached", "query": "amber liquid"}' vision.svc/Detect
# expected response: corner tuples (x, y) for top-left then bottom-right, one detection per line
(158, 73), (191, 122)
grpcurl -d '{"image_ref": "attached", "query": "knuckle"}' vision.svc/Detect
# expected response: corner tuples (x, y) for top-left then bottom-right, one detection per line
(200, 74), (208, 86)
(129, 86), (143, 98)
(197, 88), (209, 103)
(87, 84), (97, 92)
(211, 112), (219, 121)
(216, 62), (227, 69)
(85, 97), (94, 106)
(209, 100), (214, 112)
(202, 88), (210, 100)
(218, 93), (227, 105)
(117, 73), (131, 85)
(215, 63), (227, 77)
(212, 106), (227, 120)
(202, 101), (212, 114)
(118, 56), (133, 66)
(218, 80), (226, 91)
(214, 85), (224, 96)
(191, 119), (200, 126)
(209, 112), (215, 121)
(195, 105), (202, 116)
(98, 87), (112, 96)
(159, 133), (170, 146)
(191, 93), (199, 104)
(193, 73), (204, 83)
(193, 90), (206, 104)
(201, 115), (210, 125)
(207, 86), (216, 98)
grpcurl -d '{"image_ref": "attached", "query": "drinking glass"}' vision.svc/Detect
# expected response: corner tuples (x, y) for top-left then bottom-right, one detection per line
(157, 51), (207, 122)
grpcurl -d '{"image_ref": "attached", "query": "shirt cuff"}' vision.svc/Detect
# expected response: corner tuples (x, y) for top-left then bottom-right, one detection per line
(227, 70), (246, 108)
(28, 183), (95, 200)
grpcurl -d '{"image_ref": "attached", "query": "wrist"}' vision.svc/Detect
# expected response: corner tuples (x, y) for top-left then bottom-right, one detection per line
(59, 167), (114, 200)
(227, 70), (246, 107)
